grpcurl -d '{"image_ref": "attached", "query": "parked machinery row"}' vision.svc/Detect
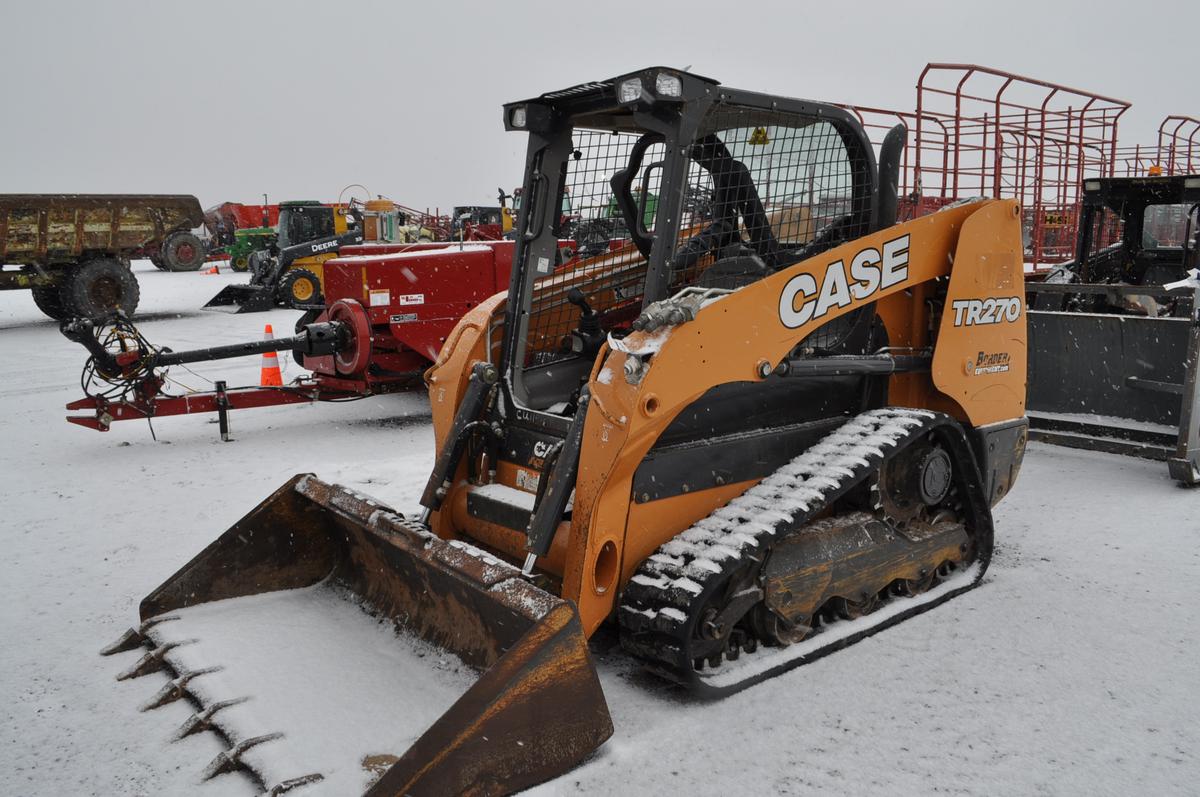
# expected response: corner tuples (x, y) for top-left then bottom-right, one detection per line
(0, 194), (207, 319)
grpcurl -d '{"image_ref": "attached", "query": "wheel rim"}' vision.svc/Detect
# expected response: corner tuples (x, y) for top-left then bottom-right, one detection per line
(176, 242), (196, 262)
(89, 276), (121, 309)
(291, 278), (315, 302)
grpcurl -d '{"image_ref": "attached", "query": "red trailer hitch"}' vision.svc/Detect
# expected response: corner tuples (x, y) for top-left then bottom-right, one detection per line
(60, 301), (386, 436)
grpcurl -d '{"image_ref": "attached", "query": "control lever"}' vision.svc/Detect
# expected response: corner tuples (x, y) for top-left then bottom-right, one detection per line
(564, 288), (605, 356)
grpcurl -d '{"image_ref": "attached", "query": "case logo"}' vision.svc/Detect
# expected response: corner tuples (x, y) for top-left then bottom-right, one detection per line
(779, 234), (910, 328)
(951, 297), (1022, 326)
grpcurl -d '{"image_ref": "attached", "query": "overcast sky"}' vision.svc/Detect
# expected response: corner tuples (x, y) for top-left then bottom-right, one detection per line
(2, 0), (1194, 211)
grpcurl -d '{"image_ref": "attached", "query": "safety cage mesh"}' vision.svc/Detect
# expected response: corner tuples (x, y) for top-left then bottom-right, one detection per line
(523, 129), (656, 367)
(521, 105), (872, 367)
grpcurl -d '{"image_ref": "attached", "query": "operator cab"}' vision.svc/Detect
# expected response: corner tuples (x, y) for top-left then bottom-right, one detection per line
(500, 67), (900, 415)
(1052, 174), (1200, 315)
(276, 202), (336, 249)
(1075, 176), (1200, 282)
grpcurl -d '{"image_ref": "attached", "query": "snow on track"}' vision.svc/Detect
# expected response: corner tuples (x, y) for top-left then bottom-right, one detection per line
(1, 263), (1198, 795)
(698, 563), (981, 689)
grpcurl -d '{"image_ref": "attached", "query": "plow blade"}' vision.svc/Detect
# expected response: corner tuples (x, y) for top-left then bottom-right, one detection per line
(203, 283), (278, 313)
(103, 475), (613, 795)
(1027, 307), (1200, 485)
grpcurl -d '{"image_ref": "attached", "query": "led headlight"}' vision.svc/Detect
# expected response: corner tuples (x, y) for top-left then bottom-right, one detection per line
(618, 78), (643, 103)
(655, 72), (682, 98)
(510, 106), (527, 128)
(1083, 180), (1101, 192)
(1184, 177), (1200, 189)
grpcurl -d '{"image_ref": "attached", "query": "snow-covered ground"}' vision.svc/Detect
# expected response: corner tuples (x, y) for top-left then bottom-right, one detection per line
(1, 264), (1196, 795)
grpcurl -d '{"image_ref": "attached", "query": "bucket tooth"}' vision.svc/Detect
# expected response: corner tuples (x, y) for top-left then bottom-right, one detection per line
(200, 732), (285, 781)
(267, 773), (326, 795)
(174, 697), (249, 740)
(100, 628), (145, 657)
(140, 666), (222, 711)
(112, 475), (613, 794)
(100, 616), (178, 656)
(117, 639), (192, 681)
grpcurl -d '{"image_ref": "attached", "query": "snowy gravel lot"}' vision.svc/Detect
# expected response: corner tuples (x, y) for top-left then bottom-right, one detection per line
(1, 263), (1197, 796)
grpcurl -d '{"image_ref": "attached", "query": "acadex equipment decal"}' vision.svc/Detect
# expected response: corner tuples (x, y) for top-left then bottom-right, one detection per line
(779, 234), (910, 328)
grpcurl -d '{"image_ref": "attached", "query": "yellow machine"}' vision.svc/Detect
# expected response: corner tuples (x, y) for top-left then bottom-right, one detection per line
(107, 68), (1028, 795)
(205, 201), (363, 312)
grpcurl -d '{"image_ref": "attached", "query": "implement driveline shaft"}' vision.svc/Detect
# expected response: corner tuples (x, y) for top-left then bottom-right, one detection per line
(155, 321), (345, 366)
(155, 334), (306, 366)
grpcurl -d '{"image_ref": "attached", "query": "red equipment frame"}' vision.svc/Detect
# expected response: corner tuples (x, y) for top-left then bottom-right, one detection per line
(66, 241), (576, 433)
(204, 202), (281, 232)
(836, 103), (955, 220)
(393, 203), (452, 240)
(1116, 116), (1200, 177)
(914, 64), (1129, 268)
(840, 64), (1130, 270)
(66, 379), (364, 432)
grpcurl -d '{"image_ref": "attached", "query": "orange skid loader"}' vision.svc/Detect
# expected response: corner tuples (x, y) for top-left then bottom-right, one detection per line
(104, 68), (1028, 794)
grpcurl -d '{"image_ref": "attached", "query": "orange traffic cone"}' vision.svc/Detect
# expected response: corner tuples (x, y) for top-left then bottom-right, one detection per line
(203, 262), (220, 275)
(260, 324), (283, 386)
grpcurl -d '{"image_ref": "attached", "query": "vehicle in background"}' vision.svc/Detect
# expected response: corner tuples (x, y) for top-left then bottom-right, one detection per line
(204, 200), (363, 313)
(225, 226), (278, 272)
(451, 203), (513, 240)
(1026, 174), (1200, 484)
(63, 239), (576, 432)
(201, 200), (279, 270)
(0, 194), (205, 319)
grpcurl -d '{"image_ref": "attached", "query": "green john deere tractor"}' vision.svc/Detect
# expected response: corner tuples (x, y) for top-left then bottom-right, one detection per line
(227, 226), (278, 272)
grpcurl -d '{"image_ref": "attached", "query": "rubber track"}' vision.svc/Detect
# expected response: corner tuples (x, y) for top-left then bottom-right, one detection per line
(618, 407), (994, 698)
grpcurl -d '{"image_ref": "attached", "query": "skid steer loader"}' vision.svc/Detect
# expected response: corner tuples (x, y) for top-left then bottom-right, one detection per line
(204, 201), (364, 313)
(103, 68), (1028, 795)
(1025, 174), (1200, 484)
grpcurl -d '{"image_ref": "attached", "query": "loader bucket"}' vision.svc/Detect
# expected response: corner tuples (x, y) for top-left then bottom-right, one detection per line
(1026, 304), (1200, 484)
(103, 475), (613, 795)
(203, 283), (278, 313)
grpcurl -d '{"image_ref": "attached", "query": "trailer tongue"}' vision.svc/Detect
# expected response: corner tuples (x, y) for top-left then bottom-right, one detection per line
(103, 475), (612, 794)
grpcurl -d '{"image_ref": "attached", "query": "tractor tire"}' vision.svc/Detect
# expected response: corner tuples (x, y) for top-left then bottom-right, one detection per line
(230, 253), (251, 272)
(60, 258), (140, 319)
(293, 308), (322, 368)
(159, 231), (207, 271)
(30, 285), (70, 320)
(277, 268), (322, 308)
(149, 255), (170, 271)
